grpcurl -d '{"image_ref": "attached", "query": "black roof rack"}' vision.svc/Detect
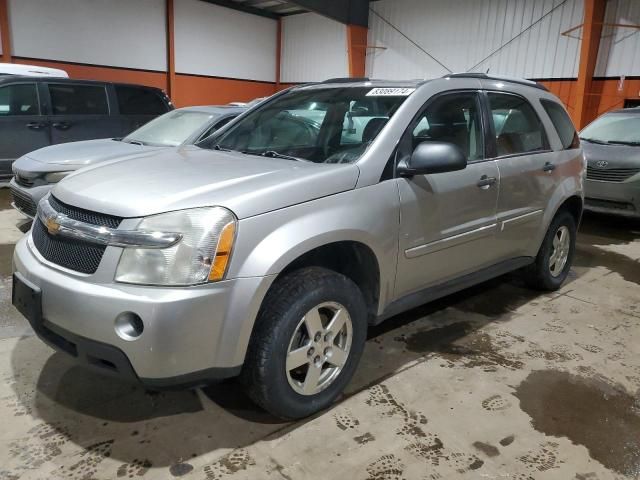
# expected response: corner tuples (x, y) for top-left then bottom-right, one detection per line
(443, 73), (549, 92)
(320, 77), (370, 84)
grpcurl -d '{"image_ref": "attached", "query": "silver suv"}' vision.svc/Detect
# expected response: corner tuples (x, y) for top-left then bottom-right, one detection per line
(12, 74), (585, 419)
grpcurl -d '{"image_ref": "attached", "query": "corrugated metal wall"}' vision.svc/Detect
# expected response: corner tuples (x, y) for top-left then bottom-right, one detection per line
(595, 0), (640, 77)
(280, 12), (348, 83)
(175, 0), (277, 82)
(9, 0), (167, 71)
(367, 0), (584, 80)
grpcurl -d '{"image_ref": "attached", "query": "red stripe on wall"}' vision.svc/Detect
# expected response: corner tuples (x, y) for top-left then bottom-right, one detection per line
(173, 74), (276, 107)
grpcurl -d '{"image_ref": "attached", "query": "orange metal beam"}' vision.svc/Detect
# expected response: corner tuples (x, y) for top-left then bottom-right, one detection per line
(346, 24), (367, 77)
(573, 0), (606, 129)
(275, 17), (282, 90)
(166, 0), (176, 101)
(0, 0), (11, 63)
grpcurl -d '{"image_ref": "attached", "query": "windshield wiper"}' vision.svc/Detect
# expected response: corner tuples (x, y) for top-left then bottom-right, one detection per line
(212, 144), (232, 152)
(255, 150), (305, 161)
(121, 139), (146, 146)
(606, 140), (640, 146)
(580, 137), (609, 145)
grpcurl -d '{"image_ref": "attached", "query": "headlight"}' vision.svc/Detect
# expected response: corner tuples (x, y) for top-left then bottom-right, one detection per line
(115, 207), (236, 286)
(44, 171), (72, 183)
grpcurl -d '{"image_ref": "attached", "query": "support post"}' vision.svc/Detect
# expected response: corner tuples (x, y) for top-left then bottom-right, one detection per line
(166, 0), (176, 101)
(275, 17), (282, 90)
(0, 0), (12, 63)
(573, 0), (606, 128)
(346, 24), (367, 77)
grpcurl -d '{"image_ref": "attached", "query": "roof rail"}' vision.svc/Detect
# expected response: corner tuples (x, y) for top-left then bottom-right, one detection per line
(443, 73), (549, 92)
(321, 77), (370, 84)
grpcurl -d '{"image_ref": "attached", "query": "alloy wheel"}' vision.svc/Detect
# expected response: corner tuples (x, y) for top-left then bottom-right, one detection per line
(285, 301), (353, 396)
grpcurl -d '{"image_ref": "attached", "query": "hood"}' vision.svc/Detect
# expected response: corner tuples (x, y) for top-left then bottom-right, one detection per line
(582, 141), (640, 168)
(52, 146), (360, 219)
(24, 138), (165, 166)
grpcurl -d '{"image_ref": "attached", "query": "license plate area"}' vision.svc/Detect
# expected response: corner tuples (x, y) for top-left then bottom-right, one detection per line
(12, 273), (42, 325)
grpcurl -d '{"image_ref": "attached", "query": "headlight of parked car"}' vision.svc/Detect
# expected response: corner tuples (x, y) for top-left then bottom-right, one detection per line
(115, 207), (236, 286)
(44, 171), (72, 183)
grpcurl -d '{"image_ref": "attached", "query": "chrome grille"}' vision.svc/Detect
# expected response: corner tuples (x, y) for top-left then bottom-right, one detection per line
(586, 166), (640, 182)
(10, 187), (37, 218)
(32, 196), (123, 274)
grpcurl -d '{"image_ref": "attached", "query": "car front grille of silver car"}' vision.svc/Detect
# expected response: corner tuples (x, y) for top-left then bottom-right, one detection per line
(32, 196), (123, 274)
(10, 186), (37, 218)
(586, 166), (640, 182)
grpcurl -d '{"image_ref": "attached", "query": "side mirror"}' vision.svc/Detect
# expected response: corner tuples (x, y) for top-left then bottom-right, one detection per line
(397, 141), (467, 177)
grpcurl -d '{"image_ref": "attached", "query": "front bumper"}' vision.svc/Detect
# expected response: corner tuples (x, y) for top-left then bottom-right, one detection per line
(13, 233), (275, 386)
(9, 177), (52, 219)
(584, 179), (640, 217)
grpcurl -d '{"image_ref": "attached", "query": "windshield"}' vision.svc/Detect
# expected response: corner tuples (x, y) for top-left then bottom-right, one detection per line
(212, 87), (412, 163)
(580, 112), (640, 145)
(124, 110), (218, 147)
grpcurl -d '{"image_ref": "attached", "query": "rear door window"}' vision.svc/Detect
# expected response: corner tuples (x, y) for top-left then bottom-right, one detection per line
(115, 86), (168, 115)
(540, 99), (579, 149)
(0, 83), (40, 116)
(487, 92), (548, 156)
(48, 83), (108, 115)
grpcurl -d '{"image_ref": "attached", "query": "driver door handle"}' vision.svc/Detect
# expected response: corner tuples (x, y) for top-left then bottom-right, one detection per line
(52, 121), (72, 131)
(543, 162), (556, 172)
(477, 175), (497, 189)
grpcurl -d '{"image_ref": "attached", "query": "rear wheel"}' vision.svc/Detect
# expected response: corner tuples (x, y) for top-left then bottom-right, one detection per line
(523, 210), (576, 291)
(240, 267), (367, 419)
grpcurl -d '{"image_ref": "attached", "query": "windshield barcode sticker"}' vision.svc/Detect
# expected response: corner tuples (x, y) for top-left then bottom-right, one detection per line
(366, 87), (415, 97)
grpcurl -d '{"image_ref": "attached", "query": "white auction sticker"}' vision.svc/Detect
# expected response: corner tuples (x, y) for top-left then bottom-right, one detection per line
(366, 87), (416, 97)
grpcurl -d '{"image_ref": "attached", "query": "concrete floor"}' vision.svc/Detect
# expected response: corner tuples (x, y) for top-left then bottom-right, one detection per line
(0, 188), (638, 480)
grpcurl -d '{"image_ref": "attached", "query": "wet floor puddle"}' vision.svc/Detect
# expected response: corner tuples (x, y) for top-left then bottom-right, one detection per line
(0, 189), (11, 211)
(0, 243), (14, 277)
(395, 322), (523, 371)
(515, 370), (640, 476)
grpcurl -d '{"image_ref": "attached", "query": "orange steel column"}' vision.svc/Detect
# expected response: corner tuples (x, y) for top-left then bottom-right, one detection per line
(347, 24), (367, 78)
(573, 0), (606, 129)
(275, 17), (282, 91)
(0, 0), (12, 63)
(166, 0), (176, 101)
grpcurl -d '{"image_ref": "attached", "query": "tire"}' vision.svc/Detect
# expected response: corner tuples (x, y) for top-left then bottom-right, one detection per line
(240, 267), (367, 419)
(523, 209), (576, 291)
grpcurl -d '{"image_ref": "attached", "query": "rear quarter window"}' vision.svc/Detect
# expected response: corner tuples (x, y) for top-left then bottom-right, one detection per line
(116, 86), (168, 115)
(540, 99), (579, 150)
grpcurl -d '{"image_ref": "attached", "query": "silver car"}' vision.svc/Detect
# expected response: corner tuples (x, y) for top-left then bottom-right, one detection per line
(9, 105), (245, 218)
(580, 108), (640, 217)
(13, 74), (585, 419)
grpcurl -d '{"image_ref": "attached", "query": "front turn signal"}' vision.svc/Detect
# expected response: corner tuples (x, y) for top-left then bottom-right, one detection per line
(209, 221), (236, 281)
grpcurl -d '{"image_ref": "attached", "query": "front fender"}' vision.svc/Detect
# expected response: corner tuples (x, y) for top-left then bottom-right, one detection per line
(228, 181), (401, 312)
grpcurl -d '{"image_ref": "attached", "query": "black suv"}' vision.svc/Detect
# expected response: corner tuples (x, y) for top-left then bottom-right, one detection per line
(0, 77), (172, 180)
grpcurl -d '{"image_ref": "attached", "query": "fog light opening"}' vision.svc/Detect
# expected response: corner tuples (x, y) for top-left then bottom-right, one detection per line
(115, 312), (144, 341)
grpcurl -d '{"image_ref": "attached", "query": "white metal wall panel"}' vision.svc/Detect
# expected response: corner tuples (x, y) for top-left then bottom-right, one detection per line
(8, 0), (167, 71)
(595, 0), (640, 77)
(175, 0), (277, 82)
(367, 0), (583, 80)
(280, 12), (348, 83)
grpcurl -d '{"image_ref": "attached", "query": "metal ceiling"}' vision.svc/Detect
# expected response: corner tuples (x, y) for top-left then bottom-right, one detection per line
(201, 0), (370, 27)
(231, 0), (308, 15)
(201, 0), (308, 20)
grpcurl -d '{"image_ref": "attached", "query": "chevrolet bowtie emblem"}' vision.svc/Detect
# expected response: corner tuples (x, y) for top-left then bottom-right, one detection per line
(45, 216), (61, 235)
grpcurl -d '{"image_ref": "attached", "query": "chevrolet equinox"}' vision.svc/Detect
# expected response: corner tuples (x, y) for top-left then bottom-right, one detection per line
(13, 74), (585, 419)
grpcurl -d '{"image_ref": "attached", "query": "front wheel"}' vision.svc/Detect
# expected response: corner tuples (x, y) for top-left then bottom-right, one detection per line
(523, 210), (576, 291)
(240, 267), (367, 419)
